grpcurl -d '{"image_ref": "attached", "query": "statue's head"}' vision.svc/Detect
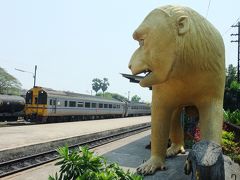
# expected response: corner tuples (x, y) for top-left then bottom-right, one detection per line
(128, 5), (225, 87)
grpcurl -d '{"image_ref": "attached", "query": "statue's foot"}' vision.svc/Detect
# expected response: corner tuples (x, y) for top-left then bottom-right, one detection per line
(167, 143), (185, 157)
(136, 156), (166, 175)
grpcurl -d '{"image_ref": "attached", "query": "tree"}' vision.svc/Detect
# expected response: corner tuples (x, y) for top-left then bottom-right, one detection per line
(230, 80), (240, 90)
(112, 93), (128, 102)
(131, 95), (141, 102)
(100, 78), (109, 96)
(96, 92), (128, 102)
(0, 67), (22, 95)
(92, 78), (102, 94)
(226, 64), (237, 88)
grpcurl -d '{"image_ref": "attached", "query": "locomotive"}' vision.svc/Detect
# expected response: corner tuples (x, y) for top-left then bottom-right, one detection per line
(25, 86), (151, 123)
(0, 94), (25, 121)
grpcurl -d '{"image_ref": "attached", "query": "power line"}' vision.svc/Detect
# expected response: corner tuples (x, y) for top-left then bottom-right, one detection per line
(206, 0), (212, 18)
(223, 17), (240, 36)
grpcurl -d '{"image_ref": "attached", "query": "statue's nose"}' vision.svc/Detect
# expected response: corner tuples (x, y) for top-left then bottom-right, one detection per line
(128, 63), (132, 70)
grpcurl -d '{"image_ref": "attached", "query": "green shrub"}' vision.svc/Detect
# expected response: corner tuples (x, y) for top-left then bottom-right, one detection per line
(224, 109), (240, 126)
(49, 146), (143, 180)
(222, 131), (240, 164)
(230, 80), (240, 90)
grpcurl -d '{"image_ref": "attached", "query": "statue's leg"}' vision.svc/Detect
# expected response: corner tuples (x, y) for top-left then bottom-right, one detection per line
(197, 100), (223, 144)
(167, 107), (185, 157)
(184, 101), (224, 179)
(137, 93), (174, 175)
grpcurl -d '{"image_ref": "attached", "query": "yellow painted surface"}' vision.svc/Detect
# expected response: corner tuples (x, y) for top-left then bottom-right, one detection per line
(25, 87), (48, 117)
(128, 5), (225, 175)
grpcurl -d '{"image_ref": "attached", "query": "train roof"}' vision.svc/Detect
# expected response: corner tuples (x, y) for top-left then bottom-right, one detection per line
(0, 94), (25, 101)
(31, 87), (124, 103)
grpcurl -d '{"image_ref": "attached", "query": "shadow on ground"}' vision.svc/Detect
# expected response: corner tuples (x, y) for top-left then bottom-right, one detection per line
(103, 135), (191, 180)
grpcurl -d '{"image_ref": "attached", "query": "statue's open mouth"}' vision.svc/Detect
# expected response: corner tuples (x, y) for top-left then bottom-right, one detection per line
(134, 69), (152, 80)
(143, 69), (152, 77)
(121, 70), (152, 89)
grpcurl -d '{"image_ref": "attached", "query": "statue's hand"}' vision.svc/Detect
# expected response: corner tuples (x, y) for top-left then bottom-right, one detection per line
(136, 156), (166, 175)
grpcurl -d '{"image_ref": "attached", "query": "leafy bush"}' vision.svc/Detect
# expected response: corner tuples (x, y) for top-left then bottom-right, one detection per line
(230, 80), (240, 90)
(222, 131), (240, 164)
(223, 109), (240, 126)
(49, 146), (143, 180)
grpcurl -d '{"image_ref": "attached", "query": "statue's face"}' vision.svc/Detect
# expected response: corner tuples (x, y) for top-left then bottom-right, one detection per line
(128, 10), (176, 87)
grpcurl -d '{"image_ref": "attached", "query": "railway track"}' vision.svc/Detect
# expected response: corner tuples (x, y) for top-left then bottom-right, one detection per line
(0, 123), (151, 178)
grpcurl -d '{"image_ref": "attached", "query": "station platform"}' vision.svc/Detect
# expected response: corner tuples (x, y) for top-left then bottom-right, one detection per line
(0, 116), (150, 152)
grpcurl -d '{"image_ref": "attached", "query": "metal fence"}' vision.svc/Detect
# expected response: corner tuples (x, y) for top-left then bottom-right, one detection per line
(223, 89), (240, 111)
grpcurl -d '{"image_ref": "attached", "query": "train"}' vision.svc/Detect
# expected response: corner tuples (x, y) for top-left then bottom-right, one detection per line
(21, 86), (150, 123)
(0, 94), (25, 121)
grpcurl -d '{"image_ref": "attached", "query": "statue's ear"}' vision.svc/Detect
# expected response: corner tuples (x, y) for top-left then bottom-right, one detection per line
(177, 16), (189, 35)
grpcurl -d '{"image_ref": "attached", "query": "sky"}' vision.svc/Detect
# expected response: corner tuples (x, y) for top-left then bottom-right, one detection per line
(0, 0), (239, 102)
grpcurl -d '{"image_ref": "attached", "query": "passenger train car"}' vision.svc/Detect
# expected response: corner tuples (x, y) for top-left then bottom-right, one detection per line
(25, 86), (151, 123)
(0, 94), (25, 121)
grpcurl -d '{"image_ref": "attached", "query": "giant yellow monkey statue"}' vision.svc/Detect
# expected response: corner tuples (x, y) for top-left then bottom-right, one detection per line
(128, 5), (225, 175)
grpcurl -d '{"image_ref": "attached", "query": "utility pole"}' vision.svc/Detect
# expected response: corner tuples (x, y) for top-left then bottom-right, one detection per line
(15, 65), (37, 87)
(231, 21), (240, 82)
(33, 65), (37, 87)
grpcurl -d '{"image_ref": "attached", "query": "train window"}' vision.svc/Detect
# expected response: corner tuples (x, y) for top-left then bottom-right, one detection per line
(109, 104), (112, 108)
(99, 103), (103, 108)
(85, 102), (90, 108)
(26, 91), (33, 104)
(77, 102), (84, 107)
(104, 104), (108, 108)
(92, 103), (96, 108)
(69, 101), (76, 107)
(38, 91), (47, 104)
(64, 101), (68, 107)
(50, 99), (52, 105)
(57, 101), (61, 106)
(113, 104), (116, 108)
(53, 100), (56, 106)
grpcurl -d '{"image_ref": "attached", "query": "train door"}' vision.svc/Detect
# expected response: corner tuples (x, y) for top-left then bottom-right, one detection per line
(124, 102), (128, 117)
(50, 98), (57, 114)
(26, 91), (33, 105)
(53, 99), (57, 114)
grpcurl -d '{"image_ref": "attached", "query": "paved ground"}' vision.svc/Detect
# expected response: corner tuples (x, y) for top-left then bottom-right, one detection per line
(103, 132), (191, 180)
(0, 116), (150, 151)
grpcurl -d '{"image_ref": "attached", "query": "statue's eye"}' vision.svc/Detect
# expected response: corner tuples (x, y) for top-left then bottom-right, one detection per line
(139, 39), (144, 47)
